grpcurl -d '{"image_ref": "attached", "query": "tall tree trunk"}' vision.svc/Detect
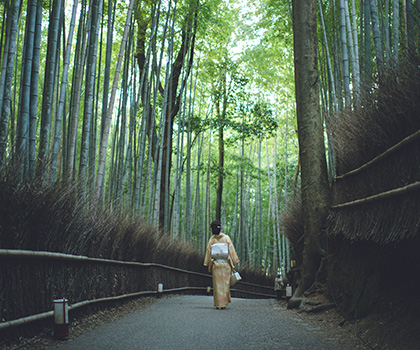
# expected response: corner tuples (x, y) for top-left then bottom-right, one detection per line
(239, 136), (247, 263)
(215, 126), (224, 221)
(50, 0), (78, 182)
(184, 71), (196, 241)
(416, 1), (420, 30)
(265, 136), (274, 270)
(0, 0), (21, 173)
(204, 130), (212, 248)
(402, 0), (408, 50)
(157, 0), (199, 229)
(214, 62), (229, 222)
(66, 0), (87, 179)
(392, 0), (399, 68)
(95, 0), (135, 198)
(383, 0), (391, 66)
(292, 0), (331, 299)
(346, 0), (360, 102)
(350, 0), (360, 87)
(16, 0), (37, 179)
(370, 0), (384, 75)
(283, 120), (291, 273)
(340, 0), (351, 108)
(133, 1), (161, 215)
(114, 41), (131, 206)
(101, 0), (115, 141)
(256, 138), (263, 267)
(406, 0), (415, 54)
(37, 0), (64, 174)
(171, 87), (186, 237)
(363, 0), (372, 89)
(318, 0), (337, 111)
(192, 132), (204, 248)
(79, 0), (103, 189)
(29, 3), (43, 176)
(273, 136), (282, 272)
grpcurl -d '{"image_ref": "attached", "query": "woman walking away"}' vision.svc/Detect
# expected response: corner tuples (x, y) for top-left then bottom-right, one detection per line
(204, 220), (239, 309)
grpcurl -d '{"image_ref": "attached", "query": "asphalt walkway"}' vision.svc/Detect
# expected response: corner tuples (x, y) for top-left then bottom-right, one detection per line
(50, 295), (344, 350)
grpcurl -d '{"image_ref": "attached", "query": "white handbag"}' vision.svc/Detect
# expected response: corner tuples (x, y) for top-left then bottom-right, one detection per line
(211, 243), (229, 259)
(230, 270), (242, 285)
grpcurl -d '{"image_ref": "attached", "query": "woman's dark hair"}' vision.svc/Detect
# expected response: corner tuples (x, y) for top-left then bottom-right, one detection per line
(210, 220), (221, 235)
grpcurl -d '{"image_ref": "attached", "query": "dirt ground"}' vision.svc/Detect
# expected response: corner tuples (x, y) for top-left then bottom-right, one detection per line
(2, 294), (419, 350)
(1, 297), (158, 350)
(283, 290), (420, 350)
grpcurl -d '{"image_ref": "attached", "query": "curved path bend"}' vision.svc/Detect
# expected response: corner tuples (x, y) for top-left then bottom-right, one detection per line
(50, 295), (353, 350)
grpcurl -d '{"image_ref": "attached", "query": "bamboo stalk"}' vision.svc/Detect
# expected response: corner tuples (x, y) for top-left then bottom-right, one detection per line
(336, 129), (420, 180)
(331, 181), (420, 209)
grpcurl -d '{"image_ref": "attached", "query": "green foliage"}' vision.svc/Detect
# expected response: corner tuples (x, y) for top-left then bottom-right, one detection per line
(0, 0), (299, 275)
(250, 101), (278, 137)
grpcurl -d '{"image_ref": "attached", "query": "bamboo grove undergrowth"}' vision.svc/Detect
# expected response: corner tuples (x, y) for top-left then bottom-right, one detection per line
(0, 0), (296, 276)
(1, 0), (419, 276)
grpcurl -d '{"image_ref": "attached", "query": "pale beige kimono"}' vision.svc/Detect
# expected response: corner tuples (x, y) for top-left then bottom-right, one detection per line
(203, 233), (239, 308)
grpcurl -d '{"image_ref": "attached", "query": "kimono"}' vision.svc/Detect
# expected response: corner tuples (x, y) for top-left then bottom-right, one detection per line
(203, 233), (239, 308)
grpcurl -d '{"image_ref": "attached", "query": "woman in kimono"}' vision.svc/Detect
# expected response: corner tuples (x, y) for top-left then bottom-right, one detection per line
(204, 220), (239, 309)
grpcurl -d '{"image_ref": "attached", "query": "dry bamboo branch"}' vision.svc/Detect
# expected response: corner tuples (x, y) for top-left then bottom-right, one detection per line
(336, 129), (420, 180)
(331, 181), (420, 209)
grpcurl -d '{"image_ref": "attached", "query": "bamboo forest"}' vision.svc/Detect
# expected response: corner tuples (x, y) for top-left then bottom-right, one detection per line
(1, 0), (419, 277)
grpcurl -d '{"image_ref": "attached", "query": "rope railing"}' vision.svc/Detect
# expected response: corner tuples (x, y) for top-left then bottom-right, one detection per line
(0, 249), (274, 290)
(0, 286), (275, 331)
(335, 129), (420, 180)
(0, 249), (276, 331)
(0, 248), (210, 277)
(331, 128), (420, 209)
(331, 181), (420, 209)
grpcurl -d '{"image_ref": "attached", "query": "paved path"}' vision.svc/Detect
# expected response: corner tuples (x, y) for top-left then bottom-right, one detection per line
(50, 295), (344, 350)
